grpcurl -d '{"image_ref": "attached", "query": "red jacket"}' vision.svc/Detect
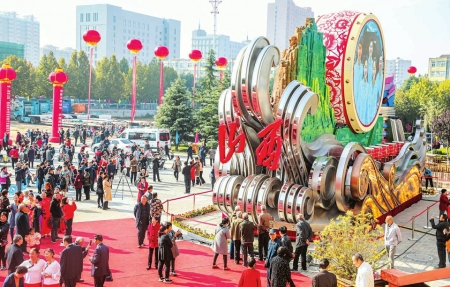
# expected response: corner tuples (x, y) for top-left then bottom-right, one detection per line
(439, 194), (449, 211)
(10, 148), (19, 159)
(238, 269), (261, 287)
(147, 222), (161, 248)
(74, 174), (84, 188)
(62, 202), (77, 220)
(190, 165), (196, 180)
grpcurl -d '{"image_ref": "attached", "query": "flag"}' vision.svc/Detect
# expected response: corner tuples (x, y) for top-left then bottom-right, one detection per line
(175, 131), (179, 145)
(98, 98), (100, 103)
(118, 99), (121, 104)
(194, 132), (199, 143)
(108, 98), (111, 104)
(27, 96), (30, 101)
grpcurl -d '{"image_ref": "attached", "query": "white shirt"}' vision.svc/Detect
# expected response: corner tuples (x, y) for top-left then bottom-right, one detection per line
(42, 260), (61, 285)
(356, 261), (374, 287)
(20, 259), (46, 284)
(384, 223), (402, 246)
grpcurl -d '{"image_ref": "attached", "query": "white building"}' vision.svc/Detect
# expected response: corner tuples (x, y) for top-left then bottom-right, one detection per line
(76, 4), (181, 65)
(386, 57), (412, 87)
(266, 0), (313, 50)
(191, 26), (249, 60)
(40, 45), (75, 64)
(0, 11), (40, 66)
(163, 58), (236, 79)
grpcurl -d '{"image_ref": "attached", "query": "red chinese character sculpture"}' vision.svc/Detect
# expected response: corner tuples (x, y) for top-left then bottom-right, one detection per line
(218, 122), (246, 163)
(255, 119), (283, 170)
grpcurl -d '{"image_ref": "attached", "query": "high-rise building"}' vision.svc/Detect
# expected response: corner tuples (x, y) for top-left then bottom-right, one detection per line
(0, 12), (40, 66)
(428, 55), (450, 82)
(76, 4), (181, 65)
(266, 0), (313, 49)
(0, 41), (24, 61)
(191, 26), (249, 60)
(163, 57), (235, 78)
(385, 57), (412, 87)
(40, 45), (76, 64)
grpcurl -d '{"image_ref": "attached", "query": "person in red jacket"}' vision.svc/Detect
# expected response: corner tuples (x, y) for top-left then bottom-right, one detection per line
(9, 146), (19, 169)
(61, 197), (77, 236)
(74, 170), (84, 202)
(439, 189), (449, 217)
(238, 257), (261, 287)
(147, 216), (161, 270)
(137, 177), (149, 202)
(190, 160), (196, 187)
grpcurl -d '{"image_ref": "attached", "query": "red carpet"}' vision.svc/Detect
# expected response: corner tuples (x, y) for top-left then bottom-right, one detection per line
(1, 218), (311, 287)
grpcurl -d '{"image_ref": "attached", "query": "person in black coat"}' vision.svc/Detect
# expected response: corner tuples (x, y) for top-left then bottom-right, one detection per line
(50, 194), (63, 243)
(96, 172), (105, 209)
(134, 196), (151, 247)
(60, 235), (84, 287)
(87, 162), (98, 191)
(36, 165), (45, 194)
(27, 147), (35, 168)
(107, 160), (116, 180)
(186, 145), (193, 161)
(14, 204), (29, 253)
(158, 225), (174, 283)
(44, 168), (56, 190)
(2, 265), (27, 287)
(430, 213), (450, 268)
(90, 234), (110, 287)
(181, 162), (191, 194)
(152, 156), (161, 182)
(6, 235), (24, 275)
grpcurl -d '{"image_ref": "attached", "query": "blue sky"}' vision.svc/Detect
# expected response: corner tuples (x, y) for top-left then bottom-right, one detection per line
(4, 0), (450, 74)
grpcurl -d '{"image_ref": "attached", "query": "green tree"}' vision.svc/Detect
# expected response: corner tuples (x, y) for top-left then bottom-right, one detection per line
(180, 73), (194, 92)
(431, 109), (450, 157)
(94, 55), (125, 101)
(94, 56), (110, 100)
(58, 57), (67, 71)
(2, 56), (35, 98)
(194, 49), (220, 147)
(77, 50), (91, 99)
(119, 57), (130, 74)
(155, 77), (194, 150)
(64, 51), (79, 99)
(34, 52), (58, 97)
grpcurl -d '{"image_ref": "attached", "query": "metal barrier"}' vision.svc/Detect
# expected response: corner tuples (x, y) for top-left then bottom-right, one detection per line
(161, 190), (213, 222)
(400, 199), (440, 240)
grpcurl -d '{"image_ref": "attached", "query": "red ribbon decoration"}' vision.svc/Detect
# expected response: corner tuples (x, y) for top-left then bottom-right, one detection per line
(255, 119), (283, 170)
(218, 122), (246, 163)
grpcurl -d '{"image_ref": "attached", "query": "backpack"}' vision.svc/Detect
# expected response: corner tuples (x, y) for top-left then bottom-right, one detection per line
(60, 176), (67, 188)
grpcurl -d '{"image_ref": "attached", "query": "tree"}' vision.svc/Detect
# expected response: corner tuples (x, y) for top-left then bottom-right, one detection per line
(64, 51), (79, 99)
(119, 57), (130, 74)
(180, 73), (194, 92)
(34, 52), (58, 97)
(94, 56), (110, 100)
(155, 77), (194, 150)
(106, 55), (125, 101)
(77, 50), (91, 99)
(58, 57), (67, 71)
(313, 211), (384, 281)
(194, 49), (220, 148)
(431, 109), (450, 157)
(2, 56), (35, 98)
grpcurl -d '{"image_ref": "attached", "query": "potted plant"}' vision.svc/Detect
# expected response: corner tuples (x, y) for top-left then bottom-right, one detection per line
(313, 211), (386, 286)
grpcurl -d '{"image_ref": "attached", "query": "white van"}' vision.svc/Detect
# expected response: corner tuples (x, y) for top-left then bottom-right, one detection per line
(118, 128), (171, 150)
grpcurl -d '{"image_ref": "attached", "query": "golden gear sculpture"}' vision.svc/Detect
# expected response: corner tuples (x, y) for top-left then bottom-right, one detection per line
(213, 11), (426, 232)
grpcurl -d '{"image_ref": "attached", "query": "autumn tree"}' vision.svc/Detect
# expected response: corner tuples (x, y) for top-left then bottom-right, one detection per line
(2, 55), (35, 98)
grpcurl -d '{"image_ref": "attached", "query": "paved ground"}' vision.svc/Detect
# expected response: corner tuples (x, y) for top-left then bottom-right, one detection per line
(8, 122), (450, 286)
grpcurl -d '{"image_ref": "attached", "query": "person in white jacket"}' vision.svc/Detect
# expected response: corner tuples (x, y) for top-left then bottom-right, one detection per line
(42, 248), (61, 287)
(353, 253), (374, 287)
(384, 216), (402, 268)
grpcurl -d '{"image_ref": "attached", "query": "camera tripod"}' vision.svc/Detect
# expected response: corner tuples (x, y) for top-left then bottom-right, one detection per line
(114, 170), (134, 200)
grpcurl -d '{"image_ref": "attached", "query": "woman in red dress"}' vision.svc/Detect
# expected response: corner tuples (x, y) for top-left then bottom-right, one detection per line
(40, 192), (51, 238)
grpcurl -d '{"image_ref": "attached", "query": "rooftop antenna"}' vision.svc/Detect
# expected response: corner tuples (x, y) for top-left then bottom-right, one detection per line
(209, 0), (222, 55)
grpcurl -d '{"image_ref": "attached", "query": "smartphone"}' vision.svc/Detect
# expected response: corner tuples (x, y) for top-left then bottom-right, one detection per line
(89, 240), (92, 245)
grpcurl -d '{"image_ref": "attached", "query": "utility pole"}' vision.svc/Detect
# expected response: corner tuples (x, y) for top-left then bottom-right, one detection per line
(209, 0), (222, 55)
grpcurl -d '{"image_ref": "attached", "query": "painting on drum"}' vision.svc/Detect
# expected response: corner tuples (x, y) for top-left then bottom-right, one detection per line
(353, 20), (384, 127)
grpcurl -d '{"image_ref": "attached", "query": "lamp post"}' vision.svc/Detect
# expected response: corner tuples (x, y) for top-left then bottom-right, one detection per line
(82, 29), (101, 120)
(0, 63), (16, 146)
(126, 38), (143, 122)
(48, 67), (69, 143)
(154, 46), (169, 106)
(215, 56), (228, 81)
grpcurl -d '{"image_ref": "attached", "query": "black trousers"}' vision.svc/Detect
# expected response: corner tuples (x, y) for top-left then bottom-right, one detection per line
(426, 178), (434, 189)
(137, 223), (148, 246)
(153, 169), (160, 181)
(158, 259), (170, 279)
(242, 243), (254, 267)
(148, 247), (159, 268)
(65, 218), (73, 236)
(174, 170), (179, 181)
(51, 217), (61, 242)
(199, 171), (205, 184)
(187, 153), (193, 161)
(258, 232), (270, 260)
(11, 158), (17, 169)
(83, 186), (90, 200)
(94, 275), (106, 287)
(75, 188), (82, 201)
(437, 241), (446, 268)
(131, 172), (137, 183)
(234, 240), (242, 262)
(97, 193), (104, 207)
(213, 253), (227, 267)
(90, 177), (96, 191)
(184, 177), (191, 193)
(38, 177), (44, 193)
(64, 277), (78, 287)
(293, 245), (308, 271)
(0, 245), (5, 267)
(210, 158), (214, 166)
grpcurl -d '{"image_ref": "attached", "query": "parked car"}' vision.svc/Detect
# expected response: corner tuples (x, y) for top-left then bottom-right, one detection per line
(92, 138), (133, 153)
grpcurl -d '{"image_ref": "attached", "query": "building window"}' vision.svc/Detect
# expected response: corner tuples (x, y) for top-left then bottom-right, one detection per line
(113, 40), (115, 44)
(93, 13), (98, 22)
(138, 23), (140, 29)
(128, 20), (131, 27)
(80, 13), (84, 22)
(174, 29), (176, 34)
(165, 28), (167, 33)
(123, 20), (126, 26)
(113, 16), (116, 23)
(113, 47), (115, 52)
(113, 25), (115, 30)
(86, 13), (91, 22)
(133, 21), (136, 27)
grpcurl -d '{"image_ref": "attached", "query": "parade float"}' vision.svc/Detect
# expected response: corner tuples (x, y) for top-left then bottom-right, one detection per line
(212, 11), (427, 233)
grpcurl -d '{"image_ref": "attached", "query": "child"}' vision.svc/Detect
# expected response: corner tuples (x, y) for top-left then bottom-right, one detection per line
(25, 227), (41, 250)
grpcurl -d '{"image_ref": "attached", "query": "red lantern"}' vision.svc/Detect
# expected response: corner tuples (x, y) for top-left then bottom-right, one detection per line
(154, 46), (169, 60)
(407, 66), (417, 75)
(215, 57), (228, 70)
(189, 50), (203, 62)
(0, 63), (17, 83)
(127, 39), (143, 54)
(49, 67), (69, 86)
(83, 30), (101, 46)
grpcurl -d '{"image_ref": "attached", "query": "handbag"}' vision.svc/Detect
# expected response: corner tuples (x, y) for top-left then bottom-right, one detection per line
(171, 239), (180, 258)
(96, 188), (104, 195)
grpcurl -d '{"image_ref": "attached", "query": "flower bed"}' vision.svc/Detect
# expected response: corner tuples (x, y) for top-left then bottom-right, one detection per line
(172, 205), (217, 240)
